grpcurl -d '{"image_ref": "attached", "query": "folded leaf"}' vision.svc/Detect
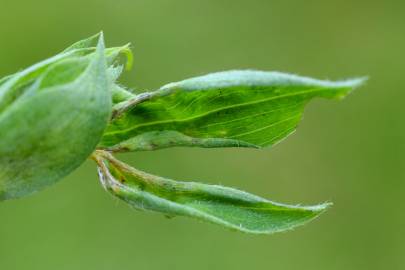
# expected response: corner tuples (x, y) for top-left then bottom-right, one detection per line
(0, 35), (112, 200)
(62, 32), (102, 52)
(0, 34), (99, 114)
(0, 32), (130, 114)
(94, 150), (330, 234)
(100, 71), (365, 152)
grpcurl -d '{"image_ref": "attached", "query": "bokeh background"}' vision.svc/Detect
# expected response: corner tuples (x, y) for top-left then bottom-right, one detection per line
(0, 1), (404, 269)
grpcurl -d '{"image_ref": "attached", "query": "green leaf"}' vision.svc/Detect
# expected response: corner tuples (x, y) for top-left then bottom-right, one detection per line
(0, 35), (112, 200)
(94, 150), (330, 234)
(0, 74), (13, 86)
(100, 71), (365, 152)
(111, 84), (136, 104)
(62, 32), (101, 52)
(0, 35), (98, 114)
(0, 32), (130, 115)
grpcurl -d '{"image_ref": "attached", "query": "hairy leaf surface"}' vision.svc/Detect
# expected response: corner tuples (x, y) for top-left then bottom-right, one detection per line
(94, 151), (330, 234)
(0, 36), (112, 200)
(0, 33), (130, 114)
(100, 71), (365, 152)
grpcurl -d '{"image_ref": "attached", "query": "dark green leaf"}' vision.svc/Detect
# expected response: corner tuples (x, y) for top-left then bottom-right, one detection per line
(100, 71), (365, 152)
(94, 150), (330, 234)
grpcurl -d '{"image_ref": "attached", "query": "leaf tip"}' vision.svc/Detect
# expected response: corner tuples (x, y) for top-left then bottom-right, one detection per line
(307, 201), (333, 213)
(343, 76), (368, 89)
(327, 76), (367, 100)
(97, 32), (105, 48)
(121, 43), (134, 71)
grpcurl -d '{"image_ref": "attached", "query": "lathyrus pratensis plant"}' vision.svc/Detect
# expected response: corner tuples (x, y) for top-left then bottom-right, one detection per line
(0, 33), (365, 234)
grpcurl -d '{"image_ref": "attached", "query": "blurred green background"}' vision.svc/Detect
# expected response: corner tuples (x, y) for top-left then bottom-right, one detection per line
(0, 0), (404, 269)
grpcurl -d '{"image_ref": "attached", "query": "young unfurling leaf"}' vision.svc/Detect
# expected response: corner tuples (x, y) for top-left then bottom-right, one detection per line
(94, 150), (330, 234)
(100, 71), (365, 152)
(0, 34), (128, 200)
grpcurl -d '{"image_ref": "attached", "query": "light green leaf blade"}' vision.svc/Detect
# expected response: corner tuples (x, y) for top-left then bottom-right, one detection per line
(0, 37), (96, 114)
(100, 70), (365, 152)
(0, 74), (13, 86)
(111, 84), (136, 104)
(0, 36), (111, 200)
(0, 32), (129, 114)
(94, 151), (330, 234)
(62, 32), (101, 52)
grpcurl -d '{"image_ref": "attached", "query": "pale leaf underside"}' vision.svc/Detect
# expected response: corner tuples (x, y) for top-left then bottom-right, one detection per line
(94, 151), (330, 234)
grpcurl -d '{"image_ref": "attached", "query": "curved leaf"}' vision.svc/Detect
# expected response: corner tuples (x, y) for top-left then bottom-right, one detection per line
(94, 150), (330, 234)
(0, 34), (100, 114)
(0, 36), (111, 200)
(0, 32), (130, 115)
(100, 70), (365, 152)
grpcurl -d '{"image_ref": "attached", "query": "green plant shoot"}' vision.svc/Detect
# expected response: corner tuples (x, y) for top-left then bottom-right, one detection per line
(0, 33), (365, 234)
